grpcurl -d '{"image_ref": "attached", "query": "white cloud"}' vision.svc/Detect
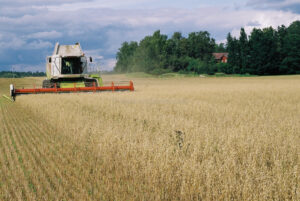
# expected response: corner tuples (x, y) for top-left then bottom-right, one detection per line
(85, 50), (103, 59)
(247, 0), (300, 13)
(0, 36), (26, 49)
(0, 0), (93, 6)
(44, 0), (155, 11)
(27, 31), (62, 39)
(101, 58), (116, 71)
(230, 9), (300, 38)
(11, 63), (44, 72)
(216, 39), (227, 44)
(0, 34), (52, 50)
(85, 48), (104, 61)
(248, 0), (300, 7)
(26, 40), (53, 49)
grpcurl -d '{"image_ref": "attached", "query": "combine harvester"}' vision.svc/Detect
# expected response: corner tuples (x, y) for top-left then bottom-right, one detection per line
(9, 43), (134, 101)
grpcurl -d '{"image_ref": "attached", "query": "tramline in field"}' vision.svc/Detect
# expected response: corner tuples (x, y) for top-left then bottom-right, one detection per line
(9, 42), (134, 100)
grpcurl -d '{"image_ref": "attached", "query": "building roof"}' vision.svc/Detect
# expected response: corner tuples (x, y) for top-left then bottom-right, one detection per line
(212, 52), (228, 60)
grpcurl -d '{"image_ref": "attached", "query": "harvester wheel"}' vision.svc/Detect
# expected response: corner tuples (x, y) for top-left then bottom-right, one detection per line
(42, 80), (54, 88)
(84, 79), (98, 87)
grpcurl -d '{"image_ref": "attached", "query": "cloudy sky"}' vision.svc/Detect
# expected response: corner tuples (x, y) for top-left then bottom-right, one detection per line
(0, 0), (299, 72)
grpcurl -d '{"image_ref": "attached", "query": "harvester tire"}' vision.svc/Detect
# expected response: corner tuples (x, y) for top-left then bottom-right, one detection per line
(42, 80), (54, 88)
(84, 79), (98, 87)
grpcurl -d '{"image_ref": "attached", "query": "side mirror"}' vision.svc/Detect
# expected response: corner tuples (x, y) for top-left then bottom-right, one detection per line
(89, 57), (93, 62)
(48, 57), (52, 63)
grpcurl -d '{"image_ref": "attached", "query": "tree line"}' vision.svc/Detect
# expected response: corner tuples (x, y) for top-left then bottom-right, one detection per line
(0, 71), (46, 78)
(115, 20), (300, 75)
(114, 30), (220, 75)
(227, 20), (300, 75)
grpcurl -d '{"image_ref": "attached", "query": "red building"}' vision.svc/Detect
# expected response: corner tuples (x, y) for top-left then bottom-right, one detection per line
(212, 53), (228, 63)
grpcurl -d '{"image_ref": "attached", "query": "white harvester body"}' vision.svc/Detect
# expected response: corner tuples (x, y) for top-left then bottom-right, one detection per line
(46, 42), (89, 79)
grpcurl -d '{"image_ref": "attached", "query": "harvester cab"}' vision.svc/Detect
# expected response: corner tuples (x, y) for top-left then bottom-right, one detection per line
(9, 42), (134, 101)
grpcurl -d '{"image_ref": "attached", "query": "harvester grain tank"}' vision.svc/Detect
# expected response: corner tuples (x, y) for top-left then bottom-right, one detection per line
(10, 42), (134, 100)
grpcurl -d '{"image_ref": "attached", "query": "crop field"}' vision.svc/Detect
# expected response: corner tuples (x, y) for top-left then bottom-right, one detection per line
(0, 74), (299, 200)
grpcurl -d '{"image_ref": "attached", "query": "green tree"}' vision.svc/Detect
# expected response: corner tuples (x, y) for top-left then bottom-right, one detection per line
(115, 41), (138, 72)
(281, 21), (300, 74)
(114, 21), (300, 75)
(249, 27), (279, 75)
(239, 28), (250, 74)
(214, 43), (226, 53)
(187, 31), (215, 60)
(226, 33), (240, 73)
(131, 30), (168, 73)
(276, 25), (288, 73)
